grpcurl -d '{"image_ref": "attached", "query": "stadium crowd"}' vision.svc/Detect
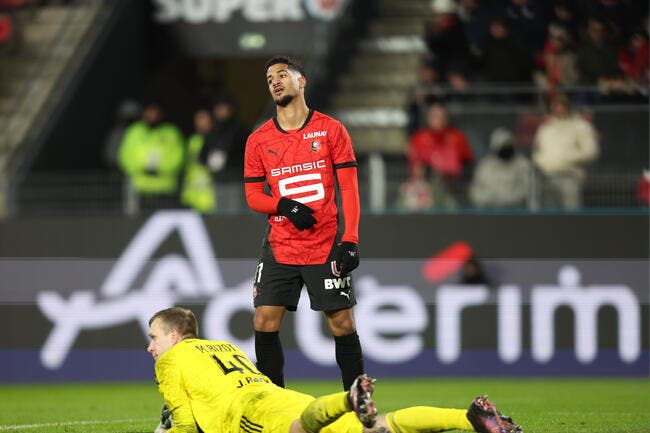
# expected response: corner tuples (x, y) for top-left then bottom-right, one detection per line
(100, 0), (648, 214)
(401, 0), (648, 210)
(414, 0), (649, 103)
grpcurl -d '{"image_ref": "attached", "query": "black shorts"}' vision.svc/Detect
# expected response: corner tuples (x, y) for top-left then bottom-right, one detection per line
(252, 246), (356, 312)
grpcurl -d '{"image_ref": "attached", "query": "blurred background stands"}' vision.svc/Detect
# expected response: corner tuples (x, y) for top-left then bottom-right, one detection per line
(0, 0), (648, 216)
(0, 0), (107, 216)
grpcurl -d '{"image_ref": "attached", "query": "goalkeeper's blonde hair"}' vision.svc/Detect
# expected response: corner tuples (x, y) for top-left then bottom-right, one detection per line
(149, 307), (199, 340)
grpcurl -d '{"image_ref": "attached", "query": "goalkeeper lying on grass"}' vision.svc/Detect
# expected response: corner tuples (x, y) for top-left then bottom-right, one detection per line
(148, 307), (523, 433)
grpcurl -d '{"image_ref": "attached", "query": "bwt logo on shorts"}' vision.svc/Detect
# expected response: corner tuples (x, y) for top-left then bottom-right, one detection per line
(324, 276), (351, 290)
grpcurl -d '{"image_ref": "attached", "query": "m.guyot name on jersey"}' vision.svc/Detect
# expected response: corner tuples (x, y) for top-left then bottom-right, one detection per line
(270, 159), (326, 177)
(324, 276), (351, 290)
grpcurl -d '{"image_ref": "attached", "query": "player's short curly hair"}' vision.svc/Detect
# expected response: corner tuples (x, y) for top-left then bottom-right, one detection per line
(149, 307), (198, 339)
(264, 54), (305, 77)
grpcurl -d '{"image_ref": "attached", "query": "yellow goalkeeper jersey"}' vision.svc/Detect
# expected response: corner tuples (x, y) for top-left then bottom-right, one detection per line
(155, 338), (312, 433)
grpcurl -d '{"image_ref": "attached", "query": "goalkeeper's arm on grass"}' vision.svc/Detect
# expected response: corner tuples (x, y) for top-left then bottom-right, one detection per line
(154, 404), (172, 433)
(153, 401), (199, 433)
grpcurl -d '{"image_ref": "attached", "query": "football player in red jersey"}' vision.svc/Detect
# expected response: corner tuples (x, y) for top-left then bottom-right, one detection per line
(243, 55), (363, 390)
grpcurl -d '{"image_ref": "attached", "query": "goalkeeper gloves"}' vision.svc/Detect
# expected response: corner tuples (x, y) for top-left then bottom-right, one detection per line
(332, 241), (359, 277)
(277, 197), (317, 231)
(154, 404), (173, 433)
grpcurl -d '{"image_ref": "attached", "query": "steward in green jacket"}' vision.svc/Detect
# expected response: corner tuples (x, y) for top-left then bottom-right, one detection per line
(118, 103), (184, 195)
(182, 134), (217, 213)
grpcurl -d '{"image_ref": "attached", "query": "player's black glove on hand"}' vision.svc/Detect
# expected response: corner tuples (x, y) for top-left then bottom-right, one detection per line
(161, 404), (172, 429)
(333, 241), (359, 277)
(154, 404), (172, 433)
(277, 197), (317, 231)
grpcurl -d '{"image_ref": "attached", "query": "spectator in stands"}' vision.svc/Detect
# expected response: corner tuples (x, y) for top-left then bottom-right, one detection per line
(532, 93), (599, 209)
(397, 174), (433, 211)
(637, 169), (650, 206)
(549, 0), (579, 45)
(199, 94), (249, 210)
(618, 27), (649, 90)
(405, 56), (469, 135)
(0, 13), (12, 47)
(580, 0), (639, 43)
(406, 57), (443, 136)
(534, 23), (580, 98)
(117, 101), (185, 211)
(469, 126), (533, 209)
(480, 15), (533, 86)
(407, 103), (474, 208)
(200, 94), (249, 181)
(504, 0), (548, 53)
(103, 99), (142, 169)
(424, 0), (472, 83)
(576, 16), (632, 102)
(181, 108), (216, 214)
(456, 0), (492, 59)
(0, 0), (25, 53)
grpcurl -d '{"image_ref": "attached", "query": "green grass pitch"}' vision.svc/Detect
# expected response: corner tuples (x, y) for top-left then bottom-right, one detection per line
(0, 378), (647, 432)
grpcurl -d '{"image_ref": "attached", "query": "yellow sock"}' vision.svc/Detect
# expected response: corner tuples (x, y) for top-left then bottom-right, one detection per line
(300, 391), (349, 433)
(386, 406), (474, 432)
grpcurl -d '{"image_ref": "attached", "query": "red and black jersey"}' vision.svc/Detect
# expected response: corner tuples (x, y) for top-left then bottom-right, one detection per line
(244, 110), (359, 265)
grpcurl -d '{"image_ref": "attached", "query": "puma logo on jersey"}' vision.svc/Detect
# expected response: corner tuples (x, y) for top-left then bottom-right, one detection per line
(303, 130), (327, 139)
(340, 290), (351, 300)
(324, 276), (351, 290)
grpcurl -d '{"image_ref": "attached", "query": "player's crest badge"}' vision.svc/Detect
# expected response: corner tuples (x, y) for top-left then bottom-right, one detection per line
(311, 141), (320, 152)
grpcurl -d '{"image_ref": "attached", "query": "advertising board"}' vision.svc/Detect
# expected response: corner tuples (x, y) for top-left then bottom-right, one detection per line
(0, 211), (647, 381)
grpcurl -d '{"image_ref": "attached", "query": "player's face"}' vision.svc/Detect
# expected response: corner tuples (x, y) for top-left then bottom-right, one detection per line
(147, 318), (177, 361)
(266, 63), (304, 107)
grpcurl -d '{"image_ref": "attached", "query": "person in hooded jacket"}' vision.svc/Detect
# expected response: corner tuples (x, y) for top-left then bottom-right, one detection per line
(469, 126), (533, 208)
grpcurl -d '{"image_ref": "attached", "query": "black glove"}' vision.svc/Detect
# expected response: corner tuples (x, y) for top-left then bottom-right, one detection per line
(333, 241), (359, 276)
(154, 404), (172, 433)
(277, 197), (317, 231)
